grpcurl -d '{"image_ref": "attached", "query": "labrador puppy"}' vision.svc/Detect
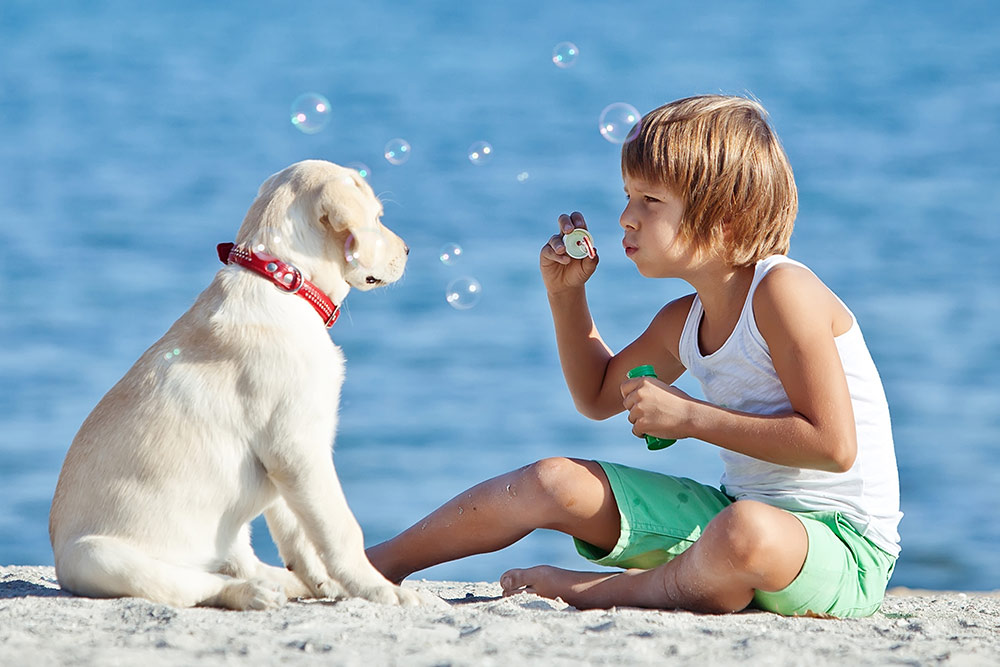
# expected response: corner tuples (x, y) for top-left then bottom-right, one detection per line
(49, 160), (420, 609)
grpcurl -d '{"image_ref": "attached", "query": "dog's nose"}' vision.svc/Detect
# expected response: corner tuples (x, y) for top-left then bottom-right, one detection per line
(404, 244), (410, 256)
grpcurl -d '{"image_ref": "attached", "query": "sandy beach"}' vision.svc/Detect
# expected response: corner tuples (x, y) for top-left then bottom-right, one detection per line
(1, 565), (997, 665)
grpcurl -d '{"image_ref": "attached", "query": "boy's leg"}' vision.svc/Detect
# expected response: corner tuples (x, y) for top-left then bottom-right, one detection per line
(501, 499), (808, 613)
(366, 458), (622, 584)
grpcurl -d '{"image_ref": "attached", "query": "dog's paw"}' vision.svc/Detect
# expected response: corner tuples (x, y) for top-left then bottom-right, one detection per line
(313, 578), (348, 601)
(357, 583), (424, 606)
(220, 579), (286, 611)
(396, 586), (435, 607)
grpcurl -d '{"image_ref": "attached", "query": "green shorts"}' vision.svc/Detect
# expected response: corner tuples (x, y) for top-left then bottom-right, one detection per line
(573, 461), (897, 618)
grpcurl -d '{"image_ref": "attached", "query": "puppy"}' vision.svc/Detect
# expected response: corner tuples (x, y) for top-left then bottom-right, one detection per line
(49, 160), (420, 609)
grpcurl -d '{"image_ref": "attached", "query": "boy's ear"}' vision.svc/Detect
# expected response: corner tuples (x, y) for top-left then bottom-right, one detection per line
(720, 218), (733, 241)
(717, 218), (737, 258)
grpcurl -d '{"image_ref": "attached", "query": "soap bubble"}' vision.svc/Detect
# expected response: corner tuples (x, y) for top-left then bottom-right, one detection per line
(345, 228), (387, 268)
(467, 141), (493, 165)
(254, 228), (283, 254)
(346, 161), (371, 181)
(599, 102), (641, 144)
(290, 93), (331, 134)
(552, 42), (579, 68)
(439, 243), (463, 265)
(445, 277), (482, 310)
(384, 138), (411, 165)
(163, 347), (182, 362)
(516, 171), (530, 183)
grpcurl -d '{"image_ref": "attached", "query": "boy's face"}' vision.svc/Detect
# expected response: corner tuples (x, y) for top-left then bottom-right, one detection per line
(620, 174), (691, 278)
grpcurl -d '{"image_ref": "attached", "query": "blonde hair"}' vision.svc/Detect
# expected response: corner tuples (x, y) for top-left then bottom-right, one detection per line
(621, 95), (797, 266)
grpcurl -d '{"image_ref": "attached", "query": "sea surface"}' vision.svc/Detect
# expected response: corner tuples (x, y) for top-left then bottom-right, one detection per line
(1, 0), (997, 591)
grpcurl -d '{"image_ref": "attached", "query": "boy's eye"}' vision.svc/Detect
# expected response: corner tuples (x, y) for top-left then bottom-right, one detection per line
(644, 195), (659, 203)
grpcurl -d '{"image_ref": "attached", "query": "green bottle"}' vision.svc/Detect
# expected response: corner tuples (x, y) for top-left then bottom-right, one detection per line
(627, 365), (677, 450)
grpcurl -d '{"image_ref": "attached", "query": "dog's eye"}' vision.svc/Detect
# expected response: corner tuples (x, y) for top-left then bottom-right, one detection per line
(365, 276), (379, 284)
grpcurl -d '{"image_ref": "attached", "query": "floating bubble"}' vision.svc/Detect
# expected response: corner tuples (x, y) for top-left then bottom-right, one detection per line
(445, 277), (482, 310)
(599, 102), (641, 144)
(254, 228), (284, 254)
(439, 243), (463, 265)
(552, 42), (579, 68)
(467, 141), (493, 165)
(345, 228), (387, 269)
(384, 138), (411, 165)
(516, 171), (530, 183)
(290, 93), (331, 134)
(346, 161), (372, 181)
(163, 347), (181, 361)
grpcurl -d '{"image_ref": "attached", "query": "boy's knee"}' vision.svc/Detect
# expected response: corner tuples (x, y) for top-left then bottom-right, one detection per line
(521, 457), (589, 510)
(708, 501), (780, 569)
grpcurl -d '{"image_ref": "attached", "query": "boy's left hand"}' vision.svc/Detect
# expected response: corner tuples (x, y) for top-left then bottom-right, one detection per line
(620, 376), (695, 441)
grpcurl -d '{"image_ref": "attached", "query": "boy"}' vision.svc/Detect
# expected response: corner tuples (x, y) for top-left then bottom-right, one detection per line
(368, 95), (901, 617)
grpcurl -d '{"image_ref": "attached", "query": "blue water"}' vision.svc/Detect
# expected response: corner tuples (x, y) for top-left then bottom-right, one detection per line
(1, 1), (998, 591)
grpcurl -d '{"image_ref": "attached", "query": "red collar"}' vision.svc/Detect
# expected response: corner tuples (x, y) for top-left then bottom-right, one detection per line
(217, 242), (340, 328)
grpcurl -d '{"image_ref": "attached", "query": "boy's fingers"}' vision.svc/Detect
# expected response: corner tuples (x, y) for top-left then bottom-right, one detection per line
(557, 213), (574, 234)
(557, 211), (588, 234)
(541, 241), (571, 265)
(620, 377), (642, 399)
(546, 233), (568, 253)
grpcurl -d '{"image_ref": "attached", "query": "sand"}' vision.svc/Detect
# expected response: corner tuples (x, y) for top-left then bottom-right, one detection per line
(1, 565), (997, 666)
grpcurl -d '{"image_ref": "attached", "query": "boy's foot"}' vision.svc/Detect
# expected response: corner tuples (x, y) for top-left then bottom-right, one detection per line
(500, 565), (624, 609)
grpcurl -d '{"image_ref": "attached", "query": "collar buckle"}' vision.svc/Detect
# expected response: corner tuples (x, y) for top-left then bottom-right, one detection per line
(271, 263), (304, 295)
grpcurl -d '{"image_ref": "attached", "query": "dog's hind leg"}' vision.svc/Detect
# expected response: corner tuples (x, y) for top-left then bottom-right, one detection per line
(55, 535), (285, 610)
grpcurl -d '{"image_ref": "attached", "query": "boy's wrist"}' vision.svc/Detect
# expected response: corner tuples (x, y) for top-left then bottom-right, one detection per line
(681, 397), (715, 441)
(546, 284), (587, 302)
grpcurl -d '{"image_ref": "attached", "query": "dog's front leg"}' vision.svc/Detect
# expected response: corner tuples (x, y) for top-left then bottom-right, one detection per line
(264, 453), (421, 606)
(264, 497), (346, 600)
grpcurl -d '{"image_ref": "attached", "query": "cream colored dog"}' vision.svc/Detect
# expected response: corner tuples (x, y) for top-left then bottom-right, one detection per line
(49, 159), (420, 610)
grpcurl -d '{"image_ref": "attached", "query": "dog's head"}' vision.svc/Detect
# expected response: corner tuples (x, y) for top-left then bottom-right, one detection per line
(234, 160), (407, 304)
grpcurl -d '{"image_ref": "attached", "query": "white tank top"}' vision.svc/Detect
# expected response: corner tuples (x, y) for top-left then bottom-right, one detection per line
(678, 255), (901, 556)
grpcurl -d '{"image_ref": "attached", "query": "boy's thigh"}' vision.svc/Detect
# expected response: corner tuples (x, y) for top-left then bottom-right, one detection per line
(574, 461), (732, 570)
(752, 511), (897, 618)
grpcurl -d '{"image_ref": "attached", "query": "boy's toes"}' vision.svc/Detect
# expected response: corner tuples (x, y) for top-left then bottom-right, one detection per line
(500, 567), (540, 596)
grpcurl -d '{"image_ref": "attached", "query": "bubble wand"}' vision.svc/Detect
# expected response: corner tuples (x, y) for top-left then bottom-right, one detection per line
(563, 228), (596, 260)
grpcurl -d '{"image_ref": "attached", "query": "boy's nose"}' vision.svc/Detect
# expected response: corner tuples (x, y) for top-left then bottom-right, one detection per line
(619, 205), (638, 230)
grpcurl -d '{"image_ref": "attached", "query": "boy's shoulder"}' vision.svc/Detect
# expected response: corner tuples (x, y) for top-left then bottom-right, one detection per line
(755, 260), (830, 307)
(655, 293), (697, 324)
(753, 261), (852, 338)
(649, 293), (697, 345)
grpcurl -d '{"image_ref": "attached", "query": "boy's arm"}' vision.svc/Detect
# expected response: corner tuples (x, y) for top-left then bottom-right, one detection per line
(549, 288), (688, 420)
(543, 211), (686, 420)
(623, 266), (857, 472)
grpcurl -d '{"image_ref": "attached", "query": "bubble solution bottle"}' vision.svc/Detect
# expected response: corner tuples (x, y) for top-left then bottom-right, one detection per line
(626, 365), (677, 450)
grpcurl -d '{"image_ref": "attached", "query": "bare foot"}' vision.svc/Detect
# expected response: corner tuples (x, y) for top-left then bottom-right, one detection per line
(500, 565), (623, 609)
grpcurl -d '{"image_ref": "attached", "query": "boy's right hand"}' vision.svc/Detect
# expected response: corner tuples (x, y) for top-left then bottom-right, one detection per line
(540, 211), (599, 294)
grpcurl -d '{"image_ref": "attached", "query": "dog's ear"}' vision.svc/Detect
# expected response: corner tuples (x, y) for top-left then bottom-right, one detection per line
(316, 170), (373, 231)
(317, 171), (386, 269)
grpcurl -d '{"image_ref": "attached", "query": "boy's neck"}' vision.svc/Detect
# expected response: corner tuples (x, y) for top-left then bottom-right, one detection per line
(688, 262), (756, 324)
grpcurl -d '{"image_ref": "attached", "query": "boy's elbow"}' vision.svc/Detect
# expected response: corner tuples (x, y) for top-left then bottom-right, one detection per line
(827, 436), (858, 473)
(574, 398), (617, 421)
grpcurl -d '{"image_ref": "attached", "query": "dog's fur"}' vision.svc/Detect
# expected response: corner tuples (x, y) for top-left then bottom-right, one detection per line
(49, 160), (419, 609)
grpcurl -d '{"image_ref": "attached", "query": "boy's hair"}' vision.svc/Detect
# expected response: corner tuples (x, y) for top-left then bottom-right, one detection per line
(621, 95), (797, 267)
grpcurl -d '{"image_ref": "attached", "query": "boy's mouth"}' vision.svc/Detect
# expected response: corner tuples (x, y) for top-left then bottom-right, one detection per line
(623, 239), (638, 256)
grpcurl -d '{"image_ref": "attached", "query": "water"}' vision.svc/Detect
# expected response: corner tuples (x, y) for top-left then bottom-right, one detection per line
(1, 0), (998, 591)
